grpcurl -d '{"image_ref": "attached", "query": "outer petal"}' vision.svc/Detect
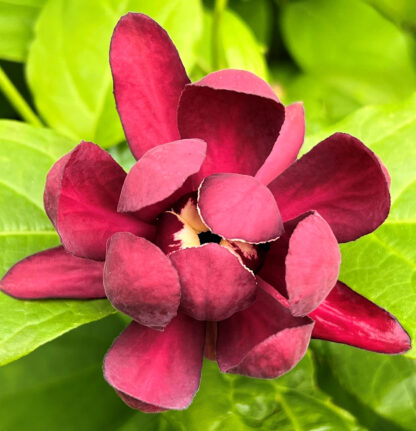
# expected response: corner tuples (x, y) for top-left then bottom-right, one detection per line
(198, 173), (283, 243)
(259, 212), (341, 316)
(310, 281), (411, 354)
(104, 314), (205, 411)
(255, 102), (305, 185)
(110, 13), (190, 159)
(45, 142), (155, 260)
(169, 243), (256, 321)
(268, 133), (391, 242)
(217, 281), (314, 378)
(0, 247), (105, 299)
(118, 139), (207, 221)
(178, 69), (285, 181)
(104, 233), (181, 329)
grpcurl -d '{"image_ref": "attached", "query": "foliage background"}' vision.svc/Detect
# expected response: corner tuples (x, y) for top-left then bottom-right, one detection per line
(0, 0), (415, 430)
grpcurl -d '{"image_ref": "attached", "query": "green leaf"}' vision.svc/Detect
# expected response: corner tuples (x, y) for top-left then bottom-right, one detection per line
(312, 341), (416, 431)
(27, 0), (203, 148)
(161, 355), (365, 430)
(281, 0), (416, 106)
(0, 0), (46, 62)
(363, 0), (416, 31)
(305, 93), (416, 358)
(0, 120), (115, 366)
(191, 8), (268, 81)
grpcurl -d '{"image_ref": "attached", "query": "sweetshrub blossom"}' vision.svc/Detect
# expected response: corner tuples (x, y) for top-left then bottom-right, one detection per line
(0, 13), (411, 412)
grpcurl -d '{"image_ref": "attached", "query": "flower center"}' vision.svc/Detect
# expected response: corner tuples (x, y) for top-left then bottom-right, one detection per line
(198, 231), (222, 245)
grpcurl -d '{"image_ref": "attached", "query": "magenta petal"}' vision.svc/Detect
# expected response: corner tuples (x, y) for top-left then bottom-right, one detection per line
(49, 142), (155, 260)
(198, 173), (283, 243)
(118, 139), (207, 221)
(217, 283), (314, 378)
(255, 102), (305, 185)
(110, 13), (189, 159)
(0, 247), (105, 299)
(268, 133), (391, 242)
(178, 69), (285, 181)
(169, 243), (256, 321)
(104, 314), (205, 411)
(259, 212), (341, 316)
(310, 281), (411, 354)
(104, 233), (180, 329)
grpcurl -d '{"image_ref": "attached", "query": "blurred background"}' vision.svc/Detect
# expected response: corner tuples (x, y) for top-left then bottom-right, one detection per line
(0, 0), (415, 430)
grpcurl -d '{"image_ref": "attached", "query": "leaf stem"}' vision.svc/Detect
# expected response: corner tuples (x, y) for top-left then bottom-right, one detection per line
(0, 65), (43, 126)
(212, 0), (228, 70)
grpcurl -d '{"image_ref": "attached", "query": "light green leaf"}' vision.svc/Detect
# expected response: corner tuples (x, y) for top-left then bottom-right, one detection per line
(305, 93), (416, 358)
(27, 0), (203, 148)
(0, 0), (46, 62)
(312, 341), (416, 431)
(0, 120), (115, 366)
(363, 0), (416, 31)
(281, 0), (416, 106)
(161, 354), (365, 430)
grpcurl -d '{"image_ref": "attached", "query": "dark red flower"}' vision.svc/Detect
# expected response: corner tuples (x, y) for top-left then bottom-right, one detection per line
(0, 13), (410, 413)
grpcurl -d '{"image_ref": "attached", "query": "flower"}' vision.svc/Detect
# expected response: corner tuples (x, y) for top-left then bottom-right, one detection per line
(0, 13), (410, 413)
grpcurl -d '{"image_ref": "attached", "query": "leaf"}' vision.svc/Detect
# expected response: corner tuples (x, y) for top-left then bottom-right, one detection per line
(305, 93), (416, 358)
(0, 120), (115, 366)
(191, 8), (268, 81)
(281, 0), (416, 106)
(161, 354), (365, 430)
(0, 0), (46, 62)
(363, 0), (416, 31)
(27, 0), (203, 148)
(312, 341), (416, 431)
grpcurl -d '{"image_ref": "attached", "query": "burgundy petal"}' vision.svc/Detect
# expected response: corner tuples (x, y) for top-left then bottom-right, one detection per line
(104, 314), (205, 411)
(259, 212), (341, 316)
(0, 246), (105, 299)
(118, 139), (207, 221)
(46, 142), (155, 260)
(217, 280), (314, 378)
(169, 243), (256, 321)
(268, 133), (391, 242)
(310, 281), (411, 354)
(178, 69), (285, 181)
(104, 233), (180, 329)
(198, 173), (283, 243)
(110, 13), (189, 159)
(255, 102), (305, 185)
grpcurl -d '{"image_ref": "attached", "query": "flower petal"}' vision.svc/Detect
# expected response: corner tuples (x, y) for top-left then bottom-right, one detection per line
(169, 243), (256, 321)
(104, 233), (181, 329)
(259, 212), (341, 316)
(118, 139), (207, 221)
(198, 173), (283, 243)
(255, 102), (305, 185)
(104, 314), (205, 411)
(178, 69), (285, 181)
(217, 280), (314, 378)
(310, 281), (411, 354)
(46, 142), (155, 260)
(268, 133), (391, 242)
(0, 246), (105, 299)
(110, 13), (189, 159)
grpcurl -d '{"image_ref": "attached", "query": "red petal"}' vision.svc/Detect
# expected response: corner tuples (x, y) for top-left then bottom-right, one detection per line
(118, 139), (206, 221)
(255, 102), (305, 185)
(47, 142), (155, 260)
(110, 13), (189, 159)
(104, 314), (205, 411)
(310, 281), (411, 354)
(259, 212), (341, 316)
(268, 133), (391, 242)
(198, 173), (283, 243)
(0, 247), (105, 299)
(217, 282), (314, 378)
(178, 69), (285, 181)
(169, 243), (256, 321)
(104, 233), (180, 329)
